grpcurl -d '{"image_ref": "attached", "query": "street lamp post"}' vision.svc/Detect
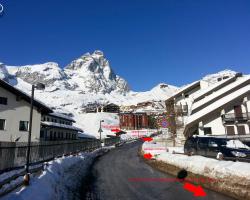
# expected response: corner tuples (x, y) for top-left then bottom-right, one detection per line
(24, 83), (45, 185)
(99, 120), (104, 148)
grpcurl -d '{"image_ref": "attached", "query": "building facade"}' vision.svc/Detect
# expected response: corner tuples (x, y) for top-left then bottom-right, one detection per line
(178, 74), (250, 138)
(40, 112), (82, 141)
(119, 112), (149, 130)
(0, 79), (52, 142)
(164, 72), (250, 140)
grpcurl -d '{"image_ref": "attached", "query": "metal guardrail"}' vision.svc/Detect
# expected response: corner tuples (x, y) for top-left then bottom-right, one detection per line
(0, 137), (120, 174)
(0, 137), (121, 197)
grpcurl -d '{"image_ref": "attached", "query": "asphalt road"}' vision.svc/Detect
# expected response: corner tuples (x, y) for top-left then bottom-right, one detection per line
(82, 141), (234, 200)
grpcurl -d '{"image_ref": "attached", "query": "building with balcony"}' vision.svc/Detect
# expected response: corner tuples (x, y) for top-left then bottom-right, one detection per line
(40, 112), (83, 141)
(164, 72), (250, 141)
(183, 75), (250, 137)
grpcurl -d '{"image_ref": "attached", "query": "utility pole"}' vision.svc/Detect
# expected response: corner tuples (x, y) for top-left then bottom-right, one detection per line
(99, 120), (104, 148)
(24, 83), (45, 185)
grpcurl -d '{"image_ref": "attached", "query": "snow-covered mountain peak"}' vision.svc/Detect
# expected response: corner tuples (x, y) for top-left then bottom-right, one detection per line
(7, 62), (68, 86)
(64, 51), (129, 94)
(65, 50), (108, 72)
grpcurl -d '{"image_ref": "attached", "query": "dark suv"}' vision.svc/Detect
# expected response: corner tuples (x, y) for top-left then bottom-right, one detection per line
(184, 136), (250, 159)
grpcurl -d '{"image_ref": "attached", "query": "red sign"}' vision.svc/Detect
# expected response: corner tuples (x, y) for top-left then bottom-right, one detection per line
(183, 182), (206, 197)
(143, 153), (153, 159)
(141, 137), (153, 142)
(111, 128), (121, 133)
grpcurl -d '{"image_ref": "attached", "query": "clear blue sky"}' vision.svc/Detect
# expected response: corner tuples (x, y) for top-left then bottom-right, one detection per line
(0, 0), (250, 91)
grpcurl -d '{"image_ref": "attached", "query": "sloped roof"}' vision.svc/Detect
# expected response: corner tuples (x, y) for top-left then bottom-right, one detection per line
(0, 79), (52, 113)
(192, 75), (238, 102)
(165, 81), (200, 102)
(48, 112), (76, 122)
(191, 76), (250, 113)
(41, 121), (82, 131)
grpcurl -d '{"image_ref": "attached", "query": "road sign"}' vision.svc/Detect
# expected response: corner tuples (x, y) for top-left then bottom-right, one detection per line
(111, 128), (121, 133)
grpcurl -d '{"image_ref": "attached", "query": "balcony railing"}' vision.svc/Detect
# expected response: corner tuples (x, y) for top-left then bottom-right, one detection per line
(222, 112), (250, 122)
(174, 105), (188, 115)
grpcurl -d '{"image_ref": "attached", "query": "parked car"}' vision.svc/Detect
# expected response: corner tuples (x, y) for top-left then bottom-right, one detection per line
(184, 136), (250, 159)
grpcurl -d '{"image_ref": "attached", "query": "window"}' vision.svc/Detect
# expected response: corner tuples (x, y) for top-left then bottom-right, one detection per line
(204, 127), (212, 135)
(237, 125), (246, 135)
(0, 119), (6, 130)
(19, 121), (29, 131)
(50, 131), (53, 140)
(208, 139), (218, 147)
(40, 130), (44, 138)
(0, 97), (7, 105)
(226, 126), (235, 135)
(198, 138), (208, 149)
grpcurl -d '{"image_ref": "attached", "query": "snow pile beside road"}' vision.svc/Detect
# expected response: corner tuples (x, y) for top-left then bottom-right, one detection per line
(120, 129), (157, 141)
(142, 141), (250, 199)
(142, 141), (250, 180)
(3, 148), (111, 200)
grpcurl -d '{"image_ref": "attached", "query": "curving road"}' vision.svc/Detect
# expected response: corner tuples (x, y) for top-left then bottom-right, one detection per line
(82, 141), (234, 200)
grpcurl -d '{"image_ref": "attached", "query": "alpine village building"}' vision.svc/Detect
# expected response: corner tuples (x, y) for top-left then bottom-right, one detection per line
(165, 72), (250, 141)
(0, 79), (82, 142)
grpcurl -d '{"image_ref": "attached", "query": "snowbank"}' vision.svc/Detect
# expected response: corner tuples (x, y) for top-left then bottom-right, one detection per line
(120, 129), (158, 141)
(2, 148), (112, 200)
(142, 141), (250, 199)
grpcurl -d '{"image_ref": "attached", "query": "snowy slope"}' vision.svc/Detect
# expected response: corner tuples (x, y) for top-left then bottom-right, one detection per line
(0, 51), (177, 138)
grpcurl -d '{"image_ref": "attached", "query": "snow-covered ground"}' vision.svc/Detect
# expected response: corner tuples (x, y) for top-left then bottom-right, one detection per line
(120, 129), (158, 141)
(2, 148), (112, 200)
(75, 112), (119, 138)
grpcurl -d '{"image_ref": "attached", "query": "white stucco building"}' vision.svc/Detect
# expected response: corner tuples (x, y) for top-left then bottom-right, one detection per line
(0, 79), (83, 142)
(0, 79), (52, 142)
(165, 72), (250, 138)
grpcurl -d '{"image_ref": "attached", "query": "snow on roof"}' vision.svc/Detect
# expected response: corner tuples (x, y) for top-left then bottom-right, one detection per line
(0, 79), (52, 113)
(185, 84), (250, 127)
(78, 133), (96, 139)
(49, 112), (75, 122)
(191, 76), (250, 111)
(41, 121), (82, 131)
(165, 81), (200, 101)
